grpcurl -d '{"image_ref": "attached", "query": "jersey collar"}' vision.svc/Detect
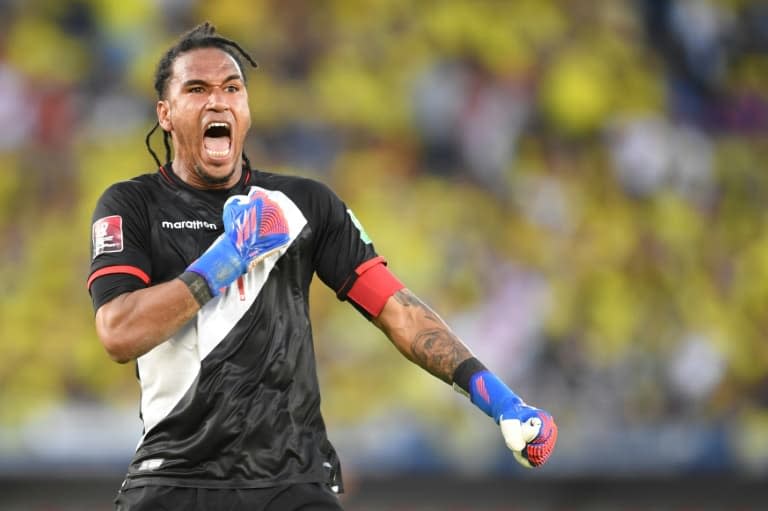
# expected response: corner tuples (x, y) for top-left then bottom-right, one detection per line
(159, 162), (253, 194)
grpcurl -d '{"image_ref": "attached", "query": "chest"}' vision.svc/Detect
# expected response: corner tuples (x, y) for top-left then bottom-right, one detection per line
(144, 192), (314, 288)
(147, 198), (222, 281)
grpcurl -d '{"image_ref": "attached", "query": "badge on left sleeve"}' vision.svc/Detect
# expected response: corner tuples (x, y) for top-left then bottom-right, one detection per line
(92, 215), (124, 259)
(347, 209), (372, 245)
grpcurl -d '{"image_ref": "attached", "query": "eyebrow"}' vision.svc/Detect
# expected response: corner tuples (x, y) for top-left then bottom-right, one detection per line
(181, 74), (244, 88)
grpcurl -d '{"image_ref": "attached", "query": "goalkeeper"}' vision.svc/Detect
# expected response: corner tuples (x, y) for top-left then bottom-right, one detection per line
(87, 22), (557, 511)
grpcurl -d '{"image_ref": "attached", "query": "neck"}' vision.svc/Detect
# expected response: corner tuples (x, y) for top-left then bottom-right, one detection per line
(171, 159), (242, 190)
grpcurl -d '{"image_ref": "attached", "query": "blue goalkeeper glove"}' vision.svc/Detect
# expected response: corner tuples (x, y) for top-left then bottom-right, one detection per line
(466, 369), (558, 468)
(187, 187), (291, 296)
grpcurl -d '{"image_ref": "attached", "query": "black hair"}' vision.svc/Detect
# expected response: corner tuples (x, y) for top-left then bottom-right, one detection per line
(145, 22), (258, 168)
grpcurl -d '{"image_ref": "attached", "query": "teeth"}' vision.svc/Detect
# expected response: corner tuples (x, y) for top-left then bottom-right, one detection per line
(204, 122), (231, 158)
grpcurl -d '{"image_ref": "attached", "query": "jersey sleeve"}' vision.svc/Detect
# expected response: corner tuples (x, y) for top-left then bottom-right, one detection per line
(308, 181), (381, 304)
(87, 180), (153, 310)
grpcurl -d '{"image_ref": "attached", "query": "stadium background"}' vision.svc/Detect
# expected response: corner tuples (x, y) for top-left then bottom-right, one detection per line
(0, 0), (767, 509)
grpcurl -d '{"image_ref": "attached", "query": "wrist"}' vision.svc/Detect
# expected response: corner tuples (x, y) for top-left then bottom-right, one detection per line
(453, 358), (522, 422)
(452, 357), (487, 396)
(178, 271), (214, 306)
(186, 235), (245, 296)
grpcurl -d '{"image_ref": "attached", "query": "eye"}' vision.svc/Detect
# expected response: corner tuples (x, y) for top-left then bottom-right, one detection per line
(225, 84), (240, 93)
(188, 86), (205, 94)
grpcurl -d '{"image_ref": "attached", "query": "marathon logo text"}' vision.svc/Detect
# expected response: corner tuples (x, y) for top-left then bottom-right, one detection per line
(161, 220), (219, 230)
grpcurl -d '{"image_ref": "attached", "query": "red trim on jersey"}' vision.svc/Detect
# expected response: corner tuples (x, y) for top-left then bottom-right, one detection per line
(158, 165), (174, 185)
(346, 257), (404, 318)
(87, 265), (151, 289)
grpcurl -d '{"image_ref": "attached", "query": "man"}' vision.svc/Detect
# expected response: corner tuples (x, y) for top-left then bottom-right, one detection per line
(88, 22), (557, 511)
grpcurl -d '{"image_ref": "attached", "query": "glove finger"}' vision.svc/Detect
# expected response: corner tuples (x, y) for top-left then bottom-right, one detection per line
(223, 193), (250, 210)
(521, 413), (558, 467)
(247, 186), (264, 200)
(499, 418), (526, 452)
(243, 200), (290, 260)
(226, 190), (290, 258)
(232, 205), (259, 250)
(223, 195), (253, 236)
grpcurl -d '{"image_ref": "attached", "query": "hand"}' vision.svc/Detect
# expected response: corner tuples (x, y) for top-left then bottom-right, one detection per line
(465, 369), (558, 468)
(222, 187), (291, 269)
(499, 403), (558, 468)
(187, 187), (291, 295)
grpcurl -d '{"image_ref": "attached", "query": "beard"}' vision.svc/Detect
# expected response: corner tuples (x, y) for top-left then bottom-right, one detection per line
(193, 162), (239, 187)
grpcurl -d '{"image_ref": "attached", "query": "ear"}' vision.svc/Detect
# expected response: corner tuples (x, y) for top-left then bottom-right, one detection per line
(157, 100), (172, 132)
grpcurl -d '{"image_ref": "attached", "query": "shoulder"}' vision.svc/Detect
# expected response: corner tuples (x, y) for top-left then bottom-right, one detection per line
(97, 172), (162, 202)
(99, 172), (157, 195)
(252, 170), (336, 198)
(93, 172), (163, 221)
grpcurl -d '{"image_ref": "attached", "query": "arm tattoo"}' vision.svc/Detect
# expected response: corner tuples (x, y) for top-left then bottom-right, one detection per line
(393, 289), (472, 383)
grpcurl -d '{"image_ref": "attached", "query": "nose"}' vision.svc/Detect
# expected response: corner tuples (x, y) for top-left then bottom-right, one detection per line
(206, 88), (229, 111)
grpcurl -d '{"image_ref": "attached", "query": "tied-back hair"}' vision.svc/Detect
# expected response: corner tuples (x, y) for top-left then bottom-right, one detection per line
(145, 21), (258, 169)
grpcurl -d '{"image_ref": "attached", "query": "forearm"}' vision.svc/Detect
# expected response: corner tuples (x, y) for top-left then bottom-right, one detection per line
(95, 277), (201, 363)
(373, 287), (557, 467)
(374, 288), (473, 384)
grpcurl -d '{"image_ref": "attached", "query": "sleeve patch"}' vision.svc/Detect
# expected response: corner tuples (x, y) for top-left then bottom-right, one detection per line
(346, 209), (372, 245)
(92, 215), (124, 259)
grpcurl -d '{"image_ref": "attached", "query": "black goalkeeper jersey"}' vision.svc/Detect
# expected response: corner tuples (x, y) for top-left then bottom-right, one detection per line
(87, 164), (378, 491)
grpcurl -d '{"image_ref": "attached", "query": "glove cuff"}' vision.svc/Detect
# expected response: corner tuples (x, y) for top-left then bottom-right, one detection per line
(468, 370), (523, 423)
(186, 236), (245, 296)
(451, 357), (488, 396)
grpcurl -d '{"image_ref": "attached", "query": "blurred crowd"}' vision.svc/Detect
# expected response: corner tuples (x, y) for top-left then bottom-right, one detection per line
(1, 0), (767, 477)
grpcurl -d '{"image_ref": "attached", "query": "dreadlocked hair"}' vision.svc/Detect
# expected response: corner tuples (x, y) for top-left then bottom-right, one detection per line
(145, 21), (259, 168)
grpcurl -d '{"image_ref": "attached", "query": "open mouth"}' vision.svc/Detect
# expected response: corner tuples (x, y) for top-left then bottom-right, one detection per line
(203, 122), (232, 159)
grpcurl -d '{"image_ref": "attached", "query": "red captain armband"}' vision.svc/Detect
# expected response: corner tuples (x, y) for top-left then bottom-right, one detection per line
(337, 256), (404, 318)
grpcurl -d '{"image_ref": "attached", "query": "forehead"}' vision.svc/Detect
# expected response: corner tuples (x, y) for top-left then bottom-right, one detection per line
(170, 47), (244, 83)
